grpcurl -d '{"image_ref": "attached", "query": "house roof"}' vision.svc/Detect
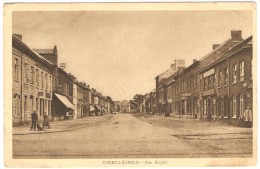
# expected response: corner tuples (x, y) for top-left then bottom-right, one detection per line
(12, 35), (53, 66)
(33, 48), (54, 54)
(200, 35), (252, 73)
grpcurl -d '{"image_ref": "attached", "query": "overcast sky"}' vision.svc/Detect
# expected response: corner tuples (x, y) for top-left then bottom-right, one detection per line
(13, 11), (252, 101)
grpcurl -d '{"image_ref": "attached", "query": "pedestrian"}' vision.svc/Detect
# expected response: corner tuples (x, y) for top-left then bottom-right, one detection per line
(243, 106), (253, 128)
(42, 112), (50, 129)
(30, 111), (38, 130)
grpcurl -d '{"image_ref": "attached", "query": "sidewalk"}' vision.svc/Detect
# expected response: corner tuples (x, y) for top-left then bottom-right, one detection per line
(133, 113), (253, 136)
(13, 114), (113, 135)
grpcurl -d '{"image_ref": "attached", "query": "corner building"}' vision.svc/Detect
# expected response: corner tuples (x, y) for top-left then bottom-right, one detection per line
(12, 34), (54, 125)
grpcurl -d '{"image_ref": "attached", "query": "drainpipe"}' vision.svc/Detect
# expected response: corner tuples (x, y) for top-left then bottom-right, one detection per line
(20, 52), (24, 122)
(227, 58), (231, 124)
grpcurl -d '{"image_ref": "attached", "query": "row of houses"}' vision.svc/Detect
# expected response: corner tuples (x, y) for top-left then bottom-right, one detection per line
(12, 34), (114, 126)
(141, 30), (253, 125)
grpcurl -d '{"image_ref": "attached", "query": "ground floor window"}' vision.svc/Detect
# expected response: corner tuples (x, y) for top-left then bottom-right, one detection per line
(13, 94), (20, 117)
(232, 95), (237, 118)
(36, 98), (38, 113)
(24, 96), (27, 117)
(217, 98), (222, 117)
(203, 99), (207, 117)
(48, 100), (51, 116)
(212, 98), (216, 117)
(224, 97), (228, 117)
(239, 93), (244, 118)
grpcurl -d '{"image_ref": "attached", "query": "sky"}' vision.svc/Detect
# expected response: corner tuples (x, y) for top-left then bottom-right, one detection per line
(12, 11), (252, 101)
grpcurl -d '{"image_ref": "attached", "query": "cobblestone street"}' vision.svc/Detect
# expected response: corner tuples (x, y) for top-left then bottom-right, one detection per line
(13, 113), (252, 158)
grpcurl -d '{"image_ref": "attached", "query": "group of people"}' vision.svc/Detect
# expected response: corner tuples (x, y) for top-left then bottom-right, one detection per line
(30, 111), (51, 131)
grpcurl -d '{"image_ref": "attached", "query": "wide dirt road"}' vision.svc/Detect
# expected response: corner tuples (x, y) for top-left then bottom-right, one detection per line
(13, 113), (252, 158)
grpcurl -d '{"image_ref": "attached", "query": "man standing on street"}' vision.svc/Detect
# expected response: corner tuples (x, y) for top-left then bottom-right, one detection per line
(243, 106), (253, 128)
(30, 111), (38, 130)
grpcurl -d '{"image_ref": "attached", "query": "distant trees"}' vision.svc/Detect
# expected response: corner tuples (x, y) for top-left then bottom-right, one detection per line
(130, 94), (144, 112)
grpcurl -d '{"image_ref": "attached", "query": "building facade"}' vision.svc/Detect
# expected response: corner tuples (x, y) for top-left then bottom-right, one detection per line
(155, 60), (185, 115)
(12, 34), (54, 125)
(199, 35), (252, 124)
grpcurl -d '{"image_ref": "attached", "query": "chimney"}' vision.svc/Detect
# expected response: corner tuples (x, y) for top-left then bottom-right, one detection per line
(193, 59), (197, 63)
(171, 64), (176, 68)
(213, 44), (220, 50)
(231, 30), (242, 42)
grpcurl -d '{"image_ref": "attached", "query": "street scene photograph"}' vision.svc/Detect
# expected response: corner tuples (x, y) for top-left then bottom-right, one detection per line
(6, 3), (256, 165)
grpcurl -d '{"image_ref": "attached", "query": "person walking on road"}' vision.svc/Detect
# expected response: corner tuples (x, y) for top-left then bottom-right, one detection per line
(243, 106), (253, 128)
(30, 111), (38, 130)
(42, 112), (50, 129)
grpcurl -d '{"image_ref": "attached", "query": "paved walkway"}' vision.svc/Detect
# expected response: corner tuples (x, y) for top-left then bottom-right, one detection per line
(13, 114), (113, 135)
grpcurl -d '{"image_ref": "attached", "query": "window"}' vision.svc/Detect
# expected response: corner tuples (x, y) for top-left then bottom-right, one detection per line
(36, 69), (39, 87)
(30, 96), (34, 113)
(213, 74), (216, 88)
(232, 95), (237, 118)
(203, 99), (207, 116)
(200, 79), (203, 91)
(36, 98), (38, 112)
(41, 72), (44, 88)
(24, 63), (29, 83)
(49, 76), (52, 91)
(31, 66), (34, 84)
(232, 64), (237, 83)
(239, 94), (244, 117)
(212, 98), (216, 116)
(45, 74), (48, 90)
(239, 61), (244, 81)
(224, 68), (228, 85)
(191, 75), (194, 88)
(218, 71), (222, 87)
(204, 78), (207, 91)
(187, 78), (190, 90)
(208, 76), (212, 89)
(14, 58), (19, 81)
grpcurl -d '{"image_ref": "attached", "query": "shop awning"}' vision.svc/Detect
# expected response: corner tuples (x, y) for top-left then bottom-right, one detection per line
(54, 93), (75, 109)
(90, 105), (96, 111)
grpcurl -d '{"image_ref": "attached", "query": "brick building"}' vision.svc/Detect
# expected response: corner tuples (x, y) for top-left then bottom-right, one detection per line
(34, 47), (76, 120)
(155, 60), (185, 115)
(12, 34), (54, 125)
(199, 35), (252, 124)
(51, 68), (75, 120)
(173, 61), (199, 118)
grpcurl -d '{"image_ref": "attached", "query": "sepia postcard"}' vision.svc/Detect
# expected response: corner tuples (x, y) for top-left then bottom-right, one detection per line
(3, 2), (257, 168)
